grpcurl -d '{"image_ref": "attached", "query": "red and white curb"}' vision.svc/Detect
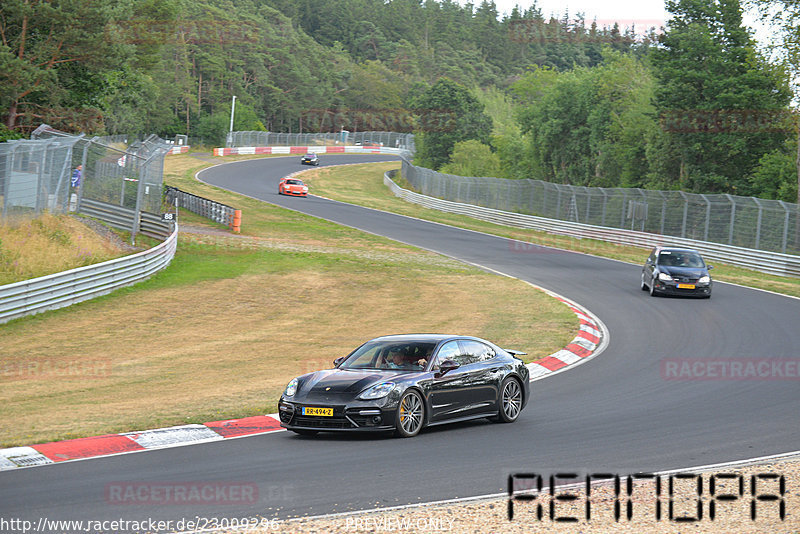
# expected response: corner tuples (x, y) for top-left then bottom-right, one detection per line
(527, 290), (608, 381)
(0, 416), (282, 471)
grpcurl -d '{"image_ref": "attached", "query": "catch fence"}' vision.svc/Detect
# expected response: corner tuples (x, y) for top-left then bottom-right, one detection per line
(401, 158), (800, 256)
(1, 125), (174, 240)
(227, 131), (415, 152)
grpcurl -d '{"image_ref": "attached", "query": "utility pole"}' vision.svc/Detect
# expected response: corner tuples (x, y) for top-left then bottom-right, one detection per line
(229, 95), (236, 133)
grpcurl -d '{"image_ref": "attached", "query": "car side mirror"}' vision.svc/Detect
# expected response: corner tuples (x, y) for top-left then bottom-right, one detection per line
(437, 359), (460, 376)
(334, 357), (345, 367)
(707, 265), (714, 270)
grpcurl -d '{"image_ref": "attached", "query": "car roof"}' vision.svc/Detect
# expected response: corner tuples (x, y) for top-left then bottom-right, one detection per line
(368, 333), (483, 344)
(655, 246), (702, 254)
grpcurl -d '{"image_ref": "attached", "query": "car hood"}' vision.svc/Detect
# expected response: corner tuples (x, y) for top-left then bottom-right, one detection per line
(299, 369), (392, 396)
(659, 266), (708, 278)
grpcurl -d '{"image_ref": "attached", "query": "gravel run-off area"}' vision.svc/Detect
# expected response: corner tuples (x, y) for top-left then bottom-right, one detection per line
(227, 455), (800, 534)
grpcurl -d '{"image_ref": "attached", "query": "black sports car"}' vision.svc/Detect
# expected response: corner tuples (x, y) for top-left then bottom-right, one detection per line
(278, 334), (530, 438)
(300, 153), (319, 166)
(641, 246), (713, 298)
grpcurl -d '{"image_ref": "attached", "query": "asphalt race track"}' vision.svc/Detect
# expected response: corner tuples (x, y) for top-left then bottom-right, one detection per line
(2, 154), (799, 530)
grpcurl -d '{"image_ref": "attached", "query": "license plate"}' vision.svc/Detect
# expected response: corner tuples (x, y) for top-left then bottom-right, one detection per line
(302, 407), (333, 416)
(677, 283), (695, 289)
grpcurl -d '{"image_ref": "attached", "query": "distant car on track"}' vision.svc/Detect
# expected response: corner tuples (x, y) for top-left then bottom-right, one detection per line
(278, 178), (308, 197)
(300, 153), (319, 166)
(278, 334), (530, 438)
(641, 246), (713, 298)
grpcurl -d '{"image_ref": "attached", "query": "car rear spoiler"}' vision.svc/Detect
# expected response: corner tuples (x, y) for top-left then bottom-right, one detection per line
(505, 349), (527, 357)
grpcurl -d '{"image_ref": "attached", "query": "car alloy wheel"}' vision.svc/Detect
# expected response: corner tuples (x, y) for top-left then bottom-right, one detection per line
(498, 378), (522, 423)
(395, 390), (424, 437)
(649, 277), (658, 297)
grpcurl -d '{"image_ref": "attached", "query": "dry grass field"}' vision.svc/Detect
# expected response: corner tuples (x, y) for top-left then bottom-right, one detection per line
(0, 154), (577, 447)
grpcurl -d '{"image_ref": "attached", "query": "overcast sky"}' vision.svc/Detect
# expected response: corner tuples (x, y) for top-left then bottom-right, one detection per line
(480, 0), (777, 45)
(494, 0), (669, 30)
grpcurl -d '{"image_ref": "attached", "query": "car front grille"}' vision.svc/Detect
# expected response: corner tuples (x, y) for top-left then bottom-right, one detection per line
(294, 416), (356, 429)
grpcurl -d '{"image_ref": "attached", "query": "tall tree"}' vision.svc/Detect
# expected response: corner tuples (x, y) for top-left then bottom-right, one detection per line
(648, 0), (792, 194)
(0, 0), (128, 131)
(749, 0), (800, 205)
(409, 78), (492, 170)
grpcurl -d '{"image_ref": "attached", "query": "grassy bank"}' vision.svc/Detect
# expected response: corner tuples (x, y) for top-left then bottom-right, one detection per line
(0, 212), (130, 285)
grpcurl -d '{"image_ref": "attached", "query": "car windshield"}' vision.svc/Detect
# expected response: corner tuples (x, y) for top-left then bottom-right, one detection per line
(339, 340), (436, 371)
(286, 179), (303, 185)
(658, 251), (705, 268)
(304, 154), (316, 158)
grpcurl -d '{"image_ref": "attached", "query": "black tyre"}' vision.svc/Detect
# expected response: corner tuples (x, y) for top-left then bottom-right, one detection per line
(497, 378), (523, 423)
(641, 273), (648, 291)
(649, 280), (659, 297)
(395, 390), (424, 438)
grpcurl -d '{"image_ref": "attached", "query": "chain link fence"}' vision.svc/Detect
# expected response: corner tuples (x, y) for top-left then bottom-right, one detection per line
(227, 131), (415, 152)
(401, 157), (800, 256)
(1, 125), (170, 224)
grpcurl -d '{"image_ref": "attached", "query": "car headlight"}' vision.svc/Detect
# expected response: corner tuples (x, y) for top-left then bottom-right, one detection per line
(357, 382), (395, 400)
(698, 275), (711, 284)
(658, 272), (673, 281)
(284, 378), (299, 397)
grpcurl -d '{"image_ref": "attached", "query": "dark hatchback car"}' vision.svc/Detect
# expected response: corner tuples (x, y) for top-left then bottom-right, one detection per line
(300, 153), (319, 166)
(641, 246), (713, 298)
(278, 334), (530, 438)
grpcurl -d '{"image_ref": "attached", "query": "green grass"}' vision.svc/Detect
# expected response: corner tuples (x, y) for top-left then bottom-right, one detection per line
(300, 162), (800, 299)
(0, 153), (579, 447)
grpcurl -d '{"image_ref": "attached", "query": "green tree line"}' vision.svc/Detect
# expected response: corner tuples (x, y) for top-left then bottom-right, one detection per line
(0, 0), (797, 201)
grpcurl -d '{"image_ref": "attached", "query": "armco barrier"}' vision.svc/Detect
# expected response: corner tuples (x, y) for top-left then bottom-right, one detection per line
(79, 199), (172, 240)
(213, 145), (404, 156)
(384, 170), (800, 278)
(0, 223), (178, 324)
(164, 186), (240, 231)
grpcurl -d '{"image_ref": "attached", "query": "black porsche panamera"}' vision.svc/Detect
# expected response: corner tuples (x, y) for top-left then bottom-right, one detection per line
(278, 334), (531, 438)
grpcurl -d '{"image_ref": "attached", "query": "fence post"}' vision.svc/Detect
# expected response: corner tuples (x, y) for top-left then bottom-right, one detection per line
(726, 194), (736, 245)
(779, 200), (790, 253)
(2, 144), (18, 218)
(619, 189), (627, 228)
(600, 188), (608, 226)
(753, 197), (763, 250)
(34, 140), (49, 215)
(76, 137), (93, 214)
(702, 194), (711, 242)
(679, 191), (689, 238)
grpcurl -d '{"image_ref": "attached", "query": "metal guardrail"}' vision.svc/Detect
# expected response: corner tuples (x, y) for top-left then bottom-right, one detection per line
(385, 170), (800, 278)
(79, 199), (171, 240)
(164, 186), (239, 230)
(0, 222), (178, 324)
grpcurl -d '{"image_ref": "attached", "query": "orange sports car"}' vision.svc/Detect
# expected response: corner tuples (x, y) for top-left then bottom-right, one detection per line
(278, 178), (309, 197)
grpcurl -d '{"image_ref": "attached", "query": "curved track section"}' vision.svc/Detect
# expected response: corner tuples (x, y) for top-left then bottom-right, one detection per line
(1, 155), (798, 529)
